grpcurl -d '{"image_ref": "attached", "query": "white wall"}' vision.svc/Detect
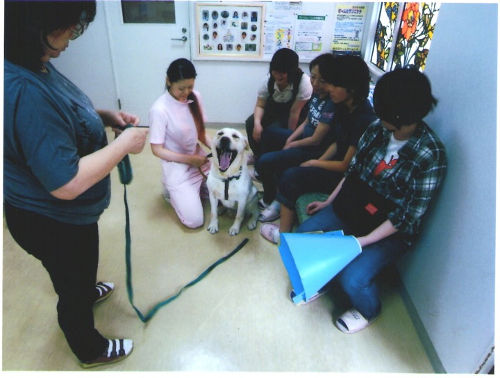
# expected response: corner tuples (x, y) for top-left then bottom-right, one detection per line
(54, 1), (117, 111)
(194, 60), (311, 125)
(397, 3), (496, 373)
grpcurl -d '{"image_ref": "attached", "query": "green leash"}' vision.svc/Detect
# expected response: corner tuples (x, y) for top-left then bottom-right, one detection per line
(117, 124), (249, 323)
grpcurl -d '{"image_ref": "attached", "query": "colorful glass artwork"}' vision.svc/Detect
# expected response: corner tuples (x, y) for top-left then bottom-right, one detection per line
(371, 2), (400, 71)
(370, 2), (440, 72)
(391, 2), (440, 71)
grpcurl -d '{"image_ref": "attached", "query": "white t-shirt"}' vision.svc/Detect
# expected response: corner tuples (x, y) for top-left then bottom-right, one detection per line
(383, 133), (408, 164)
(257, 72), (313, 103)
(373, 132), (408, 176)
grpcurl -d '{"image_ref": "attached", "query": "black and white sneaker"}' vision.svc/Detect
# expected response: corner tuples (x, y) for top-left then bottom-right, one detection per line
(94, 282), (114, 304)
(80, 339), (133, 368)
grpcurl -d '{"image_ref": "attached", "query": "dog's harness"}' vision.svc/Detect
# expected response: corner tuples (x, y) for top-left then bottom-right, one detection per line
(222, 169), (242, 200)
(116, 125), (248, 323)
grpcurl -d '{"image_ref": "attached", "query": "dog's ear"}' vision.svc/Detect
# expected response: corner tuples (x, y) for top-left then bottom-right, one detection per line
(244, 137), (250, 152)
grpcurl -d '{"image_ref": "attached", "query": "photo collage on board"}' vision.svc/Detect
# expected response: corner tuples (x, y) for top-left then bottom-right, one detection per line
(200, 6), (261, 55)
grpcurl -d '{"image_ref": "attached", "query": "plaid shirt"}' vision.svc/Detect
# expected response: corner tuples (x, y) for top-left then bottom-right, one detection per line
(346, 120), (447, 244)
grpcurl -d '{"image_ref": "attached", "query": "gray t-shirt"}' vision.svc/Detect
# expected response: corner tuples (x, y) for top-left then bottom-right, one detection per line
(4, 60), (110, 224)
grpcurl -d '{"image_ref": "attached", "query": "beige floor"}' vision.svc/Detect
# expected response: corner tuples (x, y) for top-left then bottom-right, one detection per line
(3, 128), (434, 373)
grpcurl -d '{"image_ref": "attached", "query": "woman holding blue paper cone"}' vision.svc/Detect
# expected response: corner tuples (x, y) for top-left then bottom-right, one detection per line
(4, 1), (148, 368)
(296, 68), (447, 334)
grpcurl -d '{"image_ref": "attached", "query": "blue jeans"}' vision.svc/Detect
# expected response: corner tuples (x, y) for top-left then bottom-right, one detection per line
(296, 205), (408, 319)
(276, 166), (343, 209)
(256, 128), (319, 203)
(245, 114), (287, 157)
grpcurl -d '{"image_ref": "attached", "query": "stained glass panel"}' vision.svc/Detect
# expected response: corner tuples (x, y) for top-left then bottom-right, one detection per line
(391, 2), (440, 71)
(370, 2), (400, 71)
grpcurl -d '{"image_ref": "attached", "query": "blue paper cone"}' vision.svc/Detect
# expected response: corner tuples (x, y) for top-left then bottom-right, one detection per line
(278, 231), (362, 304)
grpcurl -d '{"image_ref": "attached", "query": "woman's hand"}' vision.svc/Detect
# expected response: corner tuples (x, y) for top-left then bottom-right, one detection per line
(189, 155), (209, 168)
(253, 123), (263, 143)
(306, 200), (327, 215)
(119, 127), (148, 154)
(99, 110), (139, 129)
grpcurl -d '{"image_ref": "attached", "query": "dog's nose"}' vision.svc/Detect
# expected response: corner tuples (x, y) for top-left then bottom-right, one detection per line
(220, 136), (230, 149)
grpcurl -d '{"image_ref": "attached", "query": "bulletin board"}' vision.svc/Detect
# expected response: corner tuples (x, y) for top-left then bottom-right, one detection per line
(195, 3), (265, 59)
(192, 2), (372, 63)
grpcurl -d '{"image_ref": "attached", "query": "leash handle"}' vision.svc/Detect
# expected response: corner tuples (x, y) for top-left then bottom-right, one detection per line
(116, 124), (134, 185)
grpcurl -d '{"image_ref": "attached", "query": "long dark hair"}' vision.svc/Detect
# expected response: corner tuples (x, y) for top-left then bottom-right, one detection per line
(268, 48), (302, 90)
(5, 1), (96, 71)
(166, 58), (206, 141)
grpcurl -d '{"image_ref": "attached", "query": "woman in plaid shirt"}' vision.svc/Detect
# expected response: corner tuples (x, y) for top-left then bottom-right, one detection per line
(297, 68), (447, 334)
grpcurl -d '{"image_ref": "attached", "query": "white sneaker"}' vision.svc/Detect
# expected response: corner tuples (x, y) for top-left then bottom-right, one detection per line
(80, 339), (133, 368)
(258, 200), (280, 222)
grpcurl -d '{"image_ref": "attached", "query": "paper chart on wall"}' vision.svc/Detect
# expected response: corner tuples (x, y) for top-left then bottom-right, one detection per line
(262, 1), (330, 61)
(263, 4), (297, 55)
(294, 15), (326, 60)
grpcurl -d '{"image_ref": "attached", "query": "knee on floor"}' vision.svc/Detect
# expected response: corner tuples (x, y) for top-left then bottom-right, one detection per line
(181, 217), (204, 229)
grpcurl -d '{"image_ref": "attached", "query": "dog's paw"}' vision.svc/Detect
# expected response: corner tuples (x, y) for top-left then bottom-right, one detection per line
(207, 223), (219, 234)
(247, 219), (258, 231)
(228, 225), (240, 236)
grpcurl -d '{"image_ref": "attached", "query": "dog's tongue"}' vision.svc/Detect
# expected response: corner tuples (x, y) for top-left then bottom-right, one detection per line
(220, 152), (232, 171)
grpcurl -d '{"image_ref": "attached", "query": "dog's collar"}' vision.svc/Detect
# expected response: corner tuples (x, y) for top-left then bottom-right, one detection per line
(221, 168), (242, 200)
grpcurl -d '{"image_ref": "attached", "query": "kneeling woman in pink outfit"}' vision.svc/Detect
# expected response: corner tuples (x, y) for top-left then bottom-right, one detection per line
(149, 59), (211, 228)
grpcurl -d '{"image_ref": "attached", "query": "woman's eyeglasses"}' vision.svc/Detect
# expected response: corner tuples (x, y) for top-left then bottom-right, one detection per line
(70, 20), (88, 40)
(70, 10), (90, 40)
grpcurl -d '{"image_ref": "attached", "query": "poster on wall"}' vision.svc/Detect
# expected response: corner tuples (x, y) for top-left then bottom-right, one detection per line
(331, 3), (367, 54)
(264, 17), (294, 54)
(294, 15), (326, 60)
(195, 3), (264, 59)
(263, 1), (299, 55)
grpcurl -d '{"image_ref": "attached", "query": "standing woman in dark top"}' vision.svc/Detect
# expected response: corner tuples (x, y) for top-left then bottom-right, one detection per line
(245, 48), (313, 157)
(4, 1), (148, 368)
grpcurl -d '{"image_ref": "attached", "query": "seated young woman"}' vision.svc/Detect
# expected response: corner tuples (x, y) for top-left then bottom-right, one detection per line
(245, 48), (313, 158)
(285, 68), (447, 334)
(260, 55), (377, 238)
(254, 53), (337, 222)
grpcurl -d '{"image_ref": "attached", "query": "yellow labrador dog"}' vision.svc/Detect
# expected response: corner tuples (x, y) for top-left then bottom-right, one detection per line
(207, 128), (259, 235)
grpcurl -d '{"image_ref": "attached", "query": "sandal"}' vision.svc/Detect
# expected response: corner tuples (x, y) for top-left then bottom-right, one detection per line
(260, 223), (280, 244)
(95, 282), (114, 304)
(80, 338), (133, 368)
(335, 308), (375, 334)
